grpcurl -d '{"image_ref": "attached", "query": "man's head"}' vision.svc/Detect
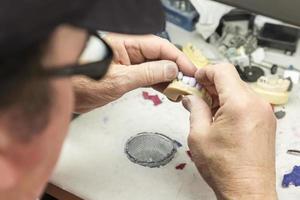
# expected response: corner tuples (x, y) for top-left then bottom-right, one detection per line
(0, 0), (165, 199)
(0, 24), (88, 200)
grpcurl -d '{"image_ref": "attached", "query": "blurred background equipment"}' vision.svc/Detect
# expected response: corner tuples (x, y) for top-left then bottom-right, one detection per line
(161, 0), (199, 31)
(257, 23), (299, 55)
(210, 0), (300, 27)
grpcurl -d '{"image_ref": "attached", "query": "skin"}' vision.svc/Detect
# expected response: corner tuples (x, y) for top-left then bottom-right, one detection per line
(73, 33), (196, 113)
(0, 25), (86, 200)
(182, 64), (277, 200)
(0, 25), (277, 199)
(0, 27), (195, 199)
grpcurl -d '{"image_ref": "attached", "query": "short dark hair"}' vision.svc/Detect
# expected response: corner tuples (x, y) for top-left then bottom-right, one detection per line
(0, 39), (52, 141)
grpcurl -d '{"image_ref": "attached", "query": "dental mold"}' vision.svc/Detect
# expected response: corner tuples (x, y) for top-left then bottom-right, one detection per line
(163, 44), (210, 102)
(252, 76), (292, 105)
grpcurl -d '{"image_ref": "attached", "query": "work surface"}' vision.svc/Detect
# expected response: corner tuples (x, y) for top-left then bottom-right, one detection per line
(51, 88), (215, 200)
(50, 23), (300, 199)
(50, 84), (300, 200)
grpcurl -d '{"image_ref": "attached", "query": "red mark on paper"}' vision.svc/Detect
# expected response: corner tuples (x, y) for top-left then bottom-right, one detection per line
(142, 91), (149, 99)
(142, 91), (162, 106)
(175, 163), (186, 170)
(150, 95), (162, 106)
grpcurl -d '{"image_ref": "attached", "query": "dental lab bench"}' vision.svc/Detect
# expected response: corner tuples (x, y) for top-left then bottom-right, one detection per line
(45, 22), (300, 200)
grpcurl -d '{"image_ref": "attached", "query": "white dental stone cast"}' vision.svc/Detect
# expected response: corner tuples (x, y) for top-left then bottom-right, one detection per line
(182, 76), (190, 84)
(177, 72), (183, 80)
(188, 78), (196, 87)
(177, 72), (199, 88)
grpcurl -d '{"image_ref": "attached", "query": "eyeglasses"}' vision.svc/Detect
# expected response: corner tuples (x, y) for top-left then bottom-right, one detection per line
(41, 32), (113, 80)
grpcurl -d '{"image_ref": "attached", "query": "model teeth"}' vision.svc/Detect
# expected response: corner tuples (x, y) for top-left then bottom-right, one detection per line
(176, 72), (201, 89)
(182, 76), (190, 84)
(256, 76), (291, 92)
(188, 78), (196, 87)
(177, 72), (183, 80)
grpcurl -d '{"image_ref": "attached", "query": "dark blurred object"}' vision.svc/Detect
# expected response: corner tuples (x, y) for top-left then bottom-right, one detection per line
(235, 65), (264, 82)
(235, 65), (247, 81)
(270, 64), (278, 75)
(156, 30), (171, 41)
(72, 113), (80, 120)
(235, 65), (265, 83)
(0, 0), (165, 57)
(42, 193), (57, 200)
(274, 110), (286, 119)
(161, 0), (199, 31)
(243, 66), (265, 82)
(211, 0), (300, 27)
(215, 9), (255, 37)
(257, 23), (299, 54)
(286, 77), (293, 92)
(287, 150), (300, 156)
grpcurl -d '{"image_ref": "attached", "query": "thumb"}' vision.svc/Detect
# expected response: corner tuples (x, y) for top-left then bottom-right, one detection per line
(124, 60), (178, 91)
(182, 95), (212, 134)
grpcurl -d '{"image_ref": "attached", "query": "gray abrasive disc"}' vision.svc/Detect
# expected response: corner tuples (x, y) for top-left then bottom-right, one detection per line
(125, 132), (178, 168)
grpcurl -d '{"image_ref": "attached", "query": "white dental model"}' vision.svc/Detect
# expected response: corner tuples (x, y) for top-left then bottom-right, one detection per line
(163, 72), (203, 101)
(252, 76), (292, 105)
(163, 43), (209, 102)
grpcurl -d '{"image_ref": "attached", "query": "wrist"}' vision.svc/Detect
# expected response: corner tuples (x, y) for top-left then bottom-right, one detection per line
(216, 190), (277, 200)
(213, 172), (277, 200)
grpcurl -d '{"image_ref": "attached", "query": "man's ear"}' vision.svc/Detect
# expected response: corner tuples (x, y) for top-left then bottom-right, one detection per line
(0, 154), (18, 190)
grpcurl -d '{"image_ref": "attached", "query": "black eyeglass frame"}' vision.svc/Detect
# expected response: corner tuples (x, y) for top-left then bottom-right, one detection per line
(41, 31), (113, 80)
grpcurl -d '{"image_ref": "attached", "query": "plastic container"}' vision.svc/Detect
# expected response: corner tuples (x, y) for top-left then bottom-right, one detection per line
(257, 23), (299, 54)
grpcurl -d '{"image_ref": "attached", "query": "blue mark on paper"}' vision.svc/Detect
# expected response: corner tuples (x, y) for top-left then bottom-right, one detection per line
(282, 165), (300, 187)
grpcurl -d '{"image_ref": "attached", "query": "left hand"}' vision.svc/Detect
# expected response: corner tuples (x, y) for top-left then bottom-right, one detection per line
(73, 33), (196, 113)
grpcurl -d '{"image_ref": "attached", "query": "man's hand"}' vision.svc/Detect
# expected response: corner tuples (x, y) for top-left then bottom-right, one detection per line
(73, 33), (196, 113)
(182, 63), (277, 200)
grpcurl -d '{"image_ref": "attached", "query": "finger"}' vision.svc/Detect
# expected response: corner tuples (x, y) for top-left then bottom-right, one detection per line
(211, 106), (220, 116)
(113, 41), (131, 65)
(195, 63), (244, 98)
(123, 38), (146, 64)
(182, 95), (212, 134)
(210, 94), (220, 109)
(204, 85), (218, 97)
(159, 39), (196, 76)
(104, 35), (131, 65)
(122, 60), (178, 91)
(125, 35), (197, 76)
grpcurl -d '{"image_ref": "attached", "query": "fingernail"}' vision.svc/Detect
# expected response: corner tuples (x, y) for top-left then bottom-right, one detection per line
(165, 63), (178, 80)
(182, 96), (191, 111)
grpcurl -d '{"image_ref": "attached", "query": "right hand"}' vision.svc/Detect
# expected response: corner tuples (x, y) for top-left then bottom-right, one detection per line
(182, 63), (277, 200)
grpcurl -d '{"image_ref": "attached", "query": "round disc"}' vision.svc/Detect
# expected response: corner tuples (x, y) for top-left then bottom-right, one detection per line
(125, 132), (178, 168)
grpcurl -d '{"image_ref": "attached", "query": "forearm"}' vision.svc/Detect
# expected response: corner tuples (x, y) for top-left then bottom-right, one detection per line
(72, 76), (116, 113)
